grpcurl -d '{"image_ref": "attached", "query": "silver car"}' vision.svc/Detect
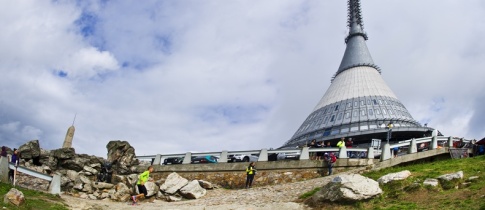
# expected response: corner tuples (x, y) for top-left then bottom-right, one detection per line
(228, 154), (259, 162)
(277, 152), (301, 160)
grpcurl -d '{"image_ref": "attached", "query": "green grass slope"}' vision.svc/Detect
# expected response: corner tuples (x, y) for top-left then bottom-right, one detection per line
(0, 183), (68, 210)
(303, 154), (485, 210)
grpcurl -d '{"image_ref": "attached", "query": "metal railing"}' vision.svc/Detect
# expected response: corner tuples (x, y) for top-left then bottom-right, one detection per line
(0, 157), (60, 194)
(137, 135), (466, 165)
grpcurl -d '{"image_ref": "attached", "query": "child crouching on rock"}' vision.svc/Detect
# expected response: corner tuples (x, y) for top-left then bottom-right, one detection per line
(131, 165), (154, 205)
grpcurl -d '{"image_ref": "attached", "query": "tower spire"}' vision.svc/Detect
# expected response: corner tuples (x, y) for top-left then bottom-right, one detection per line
(345, 0), (367, 43)
(335, 0), (379, 78)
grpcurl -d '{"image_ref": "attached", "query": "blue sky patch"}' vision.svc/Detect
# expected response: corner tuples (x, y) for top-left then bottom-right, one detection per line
(53, 69), (68, 78)
(154, 35), (172, 54)
(75, 11), (98, 38)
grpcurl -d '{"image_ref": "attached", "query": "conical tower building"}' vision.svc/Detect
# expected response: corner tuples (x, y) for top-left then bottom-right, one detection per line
(283, 0), (429, 147)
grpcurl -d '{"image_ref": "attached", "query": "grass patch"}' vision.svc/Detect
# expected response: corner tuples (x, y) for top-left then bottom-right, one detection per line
(299, 187), (320, 199)
(0, 182), (68, 210)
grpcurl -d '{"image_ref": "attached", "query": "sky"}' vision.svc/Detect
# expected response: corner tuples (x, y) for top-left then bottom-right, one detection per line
(1, 0), (484, 158)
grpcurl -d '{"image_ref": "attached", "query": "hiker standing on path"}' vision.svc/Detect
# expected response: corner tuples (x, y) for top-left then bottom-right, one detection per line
(245, 162), (257, 189)
(131, 165), (154, 205)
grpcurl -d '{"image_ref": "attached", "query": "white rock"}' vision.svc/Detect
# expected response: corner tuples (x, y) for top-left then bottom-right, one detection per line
(166, 195), (183, 202)
(437, 171), (463, 181)
(73, 183), (84, 191)
(3, 188), (25, 206)
(145, 181), (159, 197)
(160, 172), (189, 194)
(79, 175), (92, 184)
(423, 178), (439, 187)
(377, 170), (412, 184)
(66, 170), (79, 181)
(180, 180), (207, 199)
(312, 174), (382, 202)
(83, 166), (98, 175)
(88, 194), (97, 200)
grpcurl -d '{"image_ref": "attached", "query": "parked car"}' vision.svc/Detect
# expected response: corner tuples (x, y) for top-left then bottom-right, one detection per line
(191, 155), (218, 164)
(228, 154), (259, 162)
(163, 157), (184, 165)
(277, 152), (301, 160)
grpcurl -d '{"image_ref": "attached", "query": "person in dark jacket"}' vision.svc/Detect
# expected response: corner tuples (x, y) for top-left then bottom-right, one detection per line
(9, 149), (19, 182)
(1, 146), (7, 157)
(245, 162), (256, 189)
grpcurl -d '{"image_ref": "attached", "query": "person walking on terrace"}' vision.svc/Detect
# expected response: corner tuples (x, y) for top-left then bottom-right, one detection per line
(245, 162), (257, 189)
(131, 165), (154, 205)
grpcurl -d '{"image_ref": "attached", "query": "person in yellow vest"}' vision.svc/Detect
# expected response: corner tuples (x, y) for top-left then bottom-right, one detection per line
(131, 165), (154, 205)
(337, 137), (346, 148)
(245, 162), (257, 189)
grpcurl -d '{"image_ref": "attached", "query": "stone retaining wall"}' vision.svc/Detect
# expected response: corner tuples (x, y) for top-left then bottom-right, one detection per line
(144, 158), (376, 189)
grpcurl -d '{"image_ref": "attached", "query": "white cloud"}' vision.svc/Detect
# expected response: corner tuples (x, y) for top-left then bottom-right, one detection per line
(0, 1), (484, 157)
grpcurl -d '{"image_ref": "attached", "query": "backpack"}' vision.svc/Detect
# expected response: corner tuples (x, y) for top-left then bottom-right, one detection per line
(331, 155), (337, 163)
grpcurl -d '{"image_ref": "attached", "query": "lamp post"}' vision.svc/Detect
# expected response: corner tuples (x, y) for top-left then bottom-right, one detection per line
(386, 121), (394, 144)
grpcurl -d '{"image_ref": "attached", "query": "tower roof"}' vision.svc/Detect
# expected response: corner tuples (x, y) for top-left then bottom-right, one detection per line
(335, 0), (379, 78)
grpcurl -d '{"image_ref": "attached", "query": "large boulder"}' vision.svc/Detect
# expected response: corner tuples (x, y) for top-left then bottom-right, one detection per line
(437, 171), (463, 189)
(180, 180), (207, 199)
(310, 174), (382, 203)
(58, 154), (102, 172)
(437, 171), (463, 181)
(3, 188), (25, 206)
(111, 183), (131, 201)
(18, 140), (41, 160)
(134, 181), (159, 197)
(106, 141), (139, 174)
(160, 172), (189, 194)
(377, 170), (412, 184)
(38, 148), (52, 166)
(145, 182), (159, 197)
(51, 148), (76, 160)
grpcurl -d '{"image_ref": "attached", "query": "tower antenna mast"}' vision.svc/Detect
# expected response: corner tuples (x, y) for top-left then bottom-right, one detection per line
(72, 113), (77, 126)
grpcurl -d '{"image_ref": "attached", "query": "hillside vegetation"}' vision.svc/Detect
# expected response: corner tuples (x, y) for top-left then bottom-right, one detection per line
(308, 154), (485, 210)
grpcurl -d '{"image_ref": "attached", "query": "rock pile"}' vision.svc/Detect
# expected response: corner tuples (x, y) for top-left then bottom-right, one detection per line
(9, 140), (212, 202)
